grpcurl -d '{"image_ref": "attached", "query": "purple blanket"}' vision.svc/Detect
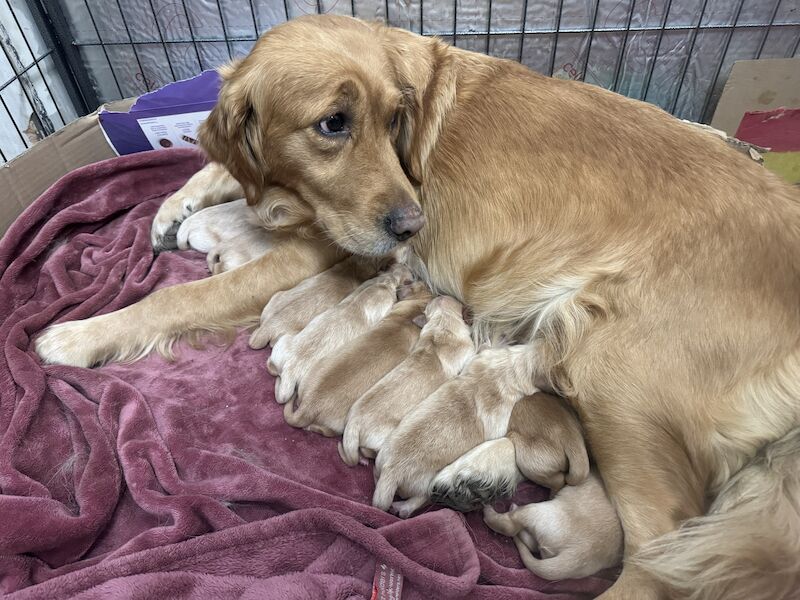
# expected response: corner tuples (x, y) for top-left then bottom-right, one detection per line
(0, 149), (614, 599)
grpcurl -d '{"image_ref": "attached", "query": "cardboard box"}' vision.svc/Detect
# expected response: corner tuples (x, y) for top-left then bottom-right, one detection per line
(711, 58), (800, 137)
(0, 71), (219, 237)
(0, 98), (133, 236)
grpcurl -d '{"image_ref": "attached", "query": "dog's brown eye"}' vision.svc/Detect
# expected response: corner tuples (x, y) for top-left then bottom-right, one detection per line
(318, 113), (349, 136)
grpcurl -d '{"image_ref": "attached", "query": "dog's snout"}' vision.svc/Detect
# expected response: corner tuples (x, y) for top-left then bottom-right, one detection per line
(385, 204), (425, 241)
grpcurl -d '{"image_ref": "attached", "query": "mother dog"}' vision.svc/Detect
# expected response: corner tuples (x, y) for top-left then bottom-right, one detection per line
(36, 15), (800, 599)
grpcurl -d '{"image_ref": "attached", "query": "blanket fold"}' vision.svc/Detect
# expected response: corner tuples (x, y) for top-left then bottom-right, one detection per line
(0, 149), (613, 599)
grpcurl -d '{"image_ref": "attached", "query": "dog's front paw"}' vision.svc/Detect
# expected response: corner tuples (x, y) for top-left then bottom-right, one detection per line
(430, 438), (521, 511)
(151, 191), (200, 252)
(36, 318), (110, 367)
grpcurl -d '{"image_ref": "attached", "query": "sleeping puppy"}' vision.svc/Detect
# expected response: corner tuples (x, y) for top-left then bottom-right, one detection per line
(483, 470), (623, 580)
(176, 198), (265, 254)
(268, 263), (413, 403)
(339, 295), (475, 466)
(249, 256), (379, 349)
(206, 227), (274, 275)
(430, 392), (590, 510)
(283, 281), (432, 436)
(372, 344), (538, 517)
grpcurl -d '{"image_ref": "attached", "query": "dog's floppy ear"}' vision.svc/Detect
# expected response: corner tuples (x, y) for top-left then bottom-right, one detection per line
(383, 27), (455, 184)
(200, 62), (268, 206)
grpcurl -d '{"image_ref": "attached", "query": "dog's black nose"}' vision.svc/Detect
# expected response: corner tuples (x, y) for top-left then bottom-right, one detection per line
(385, 205), (425, 241)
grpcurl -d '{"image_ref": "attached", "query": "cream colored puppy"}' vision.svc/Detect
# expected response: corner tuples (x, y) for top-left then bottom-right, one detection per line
(176, 199), (264, 253)
(249, 256), (379, 349)
(430, 392), (590, 510)
(268, 263), (413, 404)
(483, 470), (623, 580)
(283, 282), (432, 436)
(339, 295), (475, 466)
(372, 344), (538, 517)
(206, 227), (274, 275)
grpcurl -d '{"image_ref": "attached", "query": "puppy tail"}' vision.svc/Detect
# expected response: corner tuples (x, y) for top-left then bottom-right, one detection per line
(372, 471), (399, 511)
(339, 421), (362, 467)
(513, 538), (578, 581)
(634, 426), (800, 600)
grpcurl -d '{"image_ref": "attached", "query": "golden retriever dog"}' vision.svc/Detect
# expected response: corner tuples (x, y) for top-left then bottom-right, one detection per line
(249, 255), (379, 349)
(431, 391), (590, 509)
(372, 344), (540, 517)
(268, 263), (413, 403)
(483, 470), (623, 581)
(339, 294), (475, 466)
(35, 15), (800, 599)
(283, 281), (431, 436)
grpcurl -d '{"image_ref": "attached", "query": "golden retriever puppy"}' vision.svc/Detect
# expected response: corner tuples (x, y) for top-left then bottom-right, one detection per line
(372, 344), (538, 517)
(176, 199), (261, 253)
(268, 263), (413, 404)
(249, 256), (378, 349)
(339, 295), (474, 466)
(205, 228), (274, 275)
(38, 16), (800, 599)
(430, 392), (590, 510)
(483, 470), (623, 581)
(283, 281), (431, 436)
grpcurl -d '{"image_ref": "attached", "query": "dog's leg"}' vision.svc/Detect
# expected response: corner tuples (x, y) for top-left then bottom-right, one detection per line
(584, 408), (705, 600)
(391, 496), (427, 518)
(151, 162), (243, 251)
(36, 235), (342, 367)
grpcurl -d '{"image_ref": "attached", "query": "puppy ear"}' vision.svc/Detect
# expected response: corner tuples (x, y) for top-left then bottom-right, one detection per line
(200, 65), (268, 206)
(412, 314), (428, 328)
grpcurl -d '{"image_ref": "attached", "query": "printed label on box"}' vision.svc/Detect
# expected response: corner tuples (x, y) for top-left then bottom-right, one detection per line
(136, 110), (211, 150)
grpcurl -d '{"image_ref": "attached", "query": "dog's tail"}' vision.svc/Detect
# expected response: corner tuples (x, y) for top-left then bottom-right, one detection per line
(339, 421), (362, 466)
(635, 426), (800, 600)
(372, 470), (399, 511)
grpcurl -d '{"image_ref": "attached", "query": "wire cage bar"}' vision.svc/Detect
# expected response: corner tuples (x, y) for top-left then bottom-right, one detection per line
(1, 0), (799, 165)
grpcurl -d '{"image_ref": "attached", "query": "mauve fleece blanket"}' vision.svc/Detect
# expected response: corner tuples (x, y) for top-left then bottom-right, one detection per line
(0, 149), (615, 599)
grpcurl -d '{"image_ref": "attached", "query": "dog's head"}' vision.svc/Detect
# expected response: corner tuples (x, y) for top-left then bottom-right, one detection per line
(200, 15), (441, 256)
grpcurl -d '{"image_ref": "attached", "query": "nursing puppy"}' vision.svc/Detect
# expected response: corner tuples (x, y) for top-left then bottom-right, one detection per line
(339, 295), (474, 466)
(249, 256), (379, 349)
(483, 470), (623, 581)
(431, 392), (590, 509)
(268, 263), (413, 403)
(372, 344), (539, 517)
(283, 281), (431, 436)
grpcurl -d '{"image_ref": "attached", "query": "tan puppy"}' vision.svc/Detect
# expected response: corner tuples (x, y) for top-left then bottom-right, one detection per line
(372, 344), (539, 517)
(339, 295), (474, 466)
(249, 256), (378, 349)
(176, 199), (260, 253)
(268, 263), (413, 403)
(430, 392), (590, 509)
(483, 470), (623, 581)
(283, 281), (431, 436)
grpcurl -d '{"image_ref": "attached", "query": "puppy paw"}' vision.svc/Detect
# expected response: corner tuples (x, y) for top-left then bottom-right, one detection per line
(430, 438), (521, 511)
(390, 497), (427, 518)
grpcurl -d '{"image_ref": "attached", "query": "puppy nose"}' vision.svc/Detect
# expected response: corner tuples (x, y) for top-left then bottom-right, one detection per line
(385, 204), (425, 241)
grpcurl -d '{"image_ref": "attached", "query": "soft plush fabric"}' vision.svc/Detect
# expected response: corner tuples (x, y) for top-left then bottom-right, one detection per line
(0, 148), (615, 599)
